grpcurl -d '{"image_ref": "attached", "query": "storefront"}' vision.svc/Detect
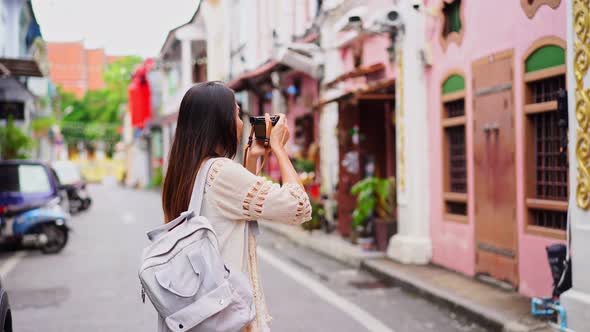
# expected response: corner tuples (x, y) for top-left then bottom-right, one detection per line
(427, 0), (567, 298)
(318, 50), (397, 242)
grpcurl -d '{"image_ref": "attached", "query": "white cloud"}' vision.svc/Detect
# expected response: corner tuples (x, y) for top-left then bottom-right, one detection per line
(31, 0), (200, 57)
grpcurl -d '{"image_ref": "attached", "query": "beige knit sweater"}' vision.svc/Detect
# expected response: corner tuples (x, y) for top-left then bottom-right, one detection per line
(201, 158), (312, 332)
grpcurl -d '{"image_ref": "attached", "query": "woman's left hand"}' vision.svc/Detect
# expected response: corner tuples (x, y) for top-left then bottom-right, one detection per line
(248, 139), (269, 158)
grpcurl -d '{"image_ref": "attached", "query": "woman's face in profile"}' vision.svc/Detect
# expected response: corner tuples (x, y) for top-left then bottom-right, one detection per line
(235, 102), (243, 142)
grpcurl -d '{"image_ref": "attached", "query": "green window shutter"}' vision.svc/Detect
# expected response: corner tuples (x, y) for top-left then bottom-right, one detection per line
(449, 1), (462, 33)
(525, 45), (565, 73)
(442, 74), (465, 95)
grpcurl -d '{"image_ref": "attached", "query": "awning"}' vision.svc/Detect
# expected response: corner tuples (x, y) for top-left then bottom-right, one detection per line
(274, 44), (323, 79)
(228, 41), (323, 92)
(324, 63), (385, 88)
(313, 78), (395, 109)
(0, 57), (43, 77)
(227, 61), (281, 92)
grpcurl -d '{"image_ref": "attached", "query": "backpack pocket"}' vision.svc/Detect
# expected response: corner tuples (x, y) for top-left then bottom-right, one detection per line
(155, 252), (202, 298)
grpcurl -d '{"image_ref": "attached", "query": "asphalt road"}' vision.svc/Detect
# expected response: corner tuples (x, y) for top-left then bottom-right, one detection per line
(0, 184), (486, 332)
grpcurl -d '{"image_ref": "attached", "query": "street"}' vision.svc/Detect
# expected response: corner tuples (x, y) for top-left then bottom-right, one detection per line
(0, 184), (485, 332)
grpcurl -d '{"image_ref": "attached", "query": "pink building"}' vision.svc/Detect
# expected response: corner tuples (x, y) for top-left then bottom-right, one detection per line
(319, 35), (397, 238)
(427, 0), (567, 298)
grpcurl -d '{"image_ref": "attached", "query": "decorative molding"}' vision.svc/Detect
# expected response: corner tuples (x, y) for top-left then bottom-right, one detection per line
(521, 0), (561, 19)
(397, 51), (405, 192)
(574, 0), (590, 210)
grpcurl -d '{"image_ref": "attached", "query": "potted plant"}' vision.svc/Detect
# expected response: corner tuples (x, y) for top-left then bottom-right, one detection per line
(350, 178), (378, 250)
(301, 198), (323, 231)
(351, 177), (396, 251)
(373, 177), (396, 251)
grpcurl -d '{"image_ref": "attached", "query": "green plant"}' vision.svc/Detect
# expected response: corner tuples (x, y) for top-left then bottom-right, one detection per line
(149, 166), (163, 188)
(351, 177), (396, 229)
(375, 177), (396, 220)
(301, 200), (324, 231)
(292, 158), (315, 173)
(58, 56), (142, 150)
(31, 116), (57, 134)
(0, 117), (34, 159)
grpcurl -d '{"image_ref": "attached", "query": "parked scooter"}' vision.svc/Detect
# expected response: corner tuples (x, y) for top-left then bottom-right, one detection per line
(0, 161), (70, 254)
(51, 160), (92, 214)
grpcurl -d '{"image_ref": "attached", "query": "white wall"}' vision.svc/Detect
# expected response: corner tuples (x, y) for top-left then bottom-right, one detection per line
(202, 0), (231, 81)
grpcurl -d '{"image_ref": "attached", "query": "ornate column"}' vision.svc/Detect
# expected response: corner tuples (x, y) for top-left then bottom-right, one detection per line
(561, 0), (590, 329)
(387, 2), (432, 264)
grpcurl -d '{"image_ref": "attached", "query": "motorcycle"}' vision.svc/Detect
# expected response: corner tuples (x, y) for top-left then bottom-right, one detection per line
(0, 161), (70, 254)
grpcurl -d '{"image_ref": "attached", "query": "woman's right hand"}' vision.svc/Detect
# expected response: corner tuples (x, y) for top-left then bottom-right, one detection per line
(266, 113), (289, 153)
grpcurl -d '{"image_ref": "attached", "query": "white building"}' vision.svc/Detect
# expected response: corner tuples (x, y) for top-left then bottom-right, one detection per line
(156, 3), (207, 171)
(0, 0), (47, 131)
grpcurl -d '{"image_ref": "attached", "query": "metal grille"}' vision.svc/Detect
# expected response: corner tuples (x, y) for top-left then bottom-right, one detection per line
(447, 126), (467, 193)
(532, 109), (568, 200)
(530, 209), (567, 230)
(444, 99), (465, 118)
(446, 202), (467, 215)
(528, 75), (566, 103)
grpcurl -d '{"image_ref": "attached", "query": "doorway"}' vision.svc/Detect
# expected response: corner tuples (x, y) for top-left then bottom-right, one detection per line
(336, 98), (396, 237)
(472, 50), (518, 286)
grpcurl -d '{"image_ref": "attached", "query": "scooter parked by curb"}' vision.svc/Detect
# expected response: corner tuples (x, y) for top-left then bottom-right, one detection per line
(0, 161), (70, 254)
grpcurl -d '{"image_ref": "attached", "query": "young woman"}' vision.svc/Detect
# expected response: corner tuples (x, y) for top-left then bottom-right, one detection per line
(161, 81), (312, 331)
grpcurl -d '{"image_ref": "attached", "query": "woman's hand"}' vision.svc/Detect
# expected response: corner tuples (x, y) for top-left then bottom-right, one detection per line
(267, 113), (289, 153)
(247, 139), (268, 158)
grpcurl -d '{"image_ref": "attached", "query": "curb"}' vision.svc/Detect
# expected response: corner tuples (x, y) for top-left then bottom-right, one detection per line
(360, 260), (550, 332)
(261, 223), (549, 332)
(361, 260), (502, 331)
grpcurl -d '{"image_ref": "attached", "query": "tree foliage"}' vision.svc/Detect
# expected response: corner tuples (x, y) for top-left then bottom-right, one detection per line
(0, 117), (34, 160)
(59, 56), (142, 148)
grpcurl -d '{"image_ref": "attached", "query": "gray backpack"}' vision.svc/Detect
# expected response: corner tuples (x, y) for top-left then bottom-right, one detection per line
(139, 158), (255, 332)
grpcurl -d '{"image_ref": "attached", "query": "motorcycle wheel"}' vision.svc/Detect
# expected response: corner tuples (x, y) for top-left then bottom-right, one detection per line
(38, 224), (68, 254)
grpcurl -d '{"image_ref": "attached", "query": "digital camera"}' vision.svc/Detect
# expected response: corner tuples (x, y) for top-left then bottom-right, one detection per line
(249, 115), (280, 140)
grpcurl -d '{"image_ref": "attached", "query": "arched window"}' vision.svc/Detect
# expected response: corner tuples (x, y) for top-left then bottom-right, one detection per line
(523, 38), (567, 238)
(441, 72), (467, 222)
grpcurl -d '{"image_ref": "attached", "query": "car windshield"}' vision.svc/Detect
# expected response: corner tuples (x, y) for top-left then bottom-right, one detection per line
(0, 164), (52, 193)
(52, 162), (82, 185)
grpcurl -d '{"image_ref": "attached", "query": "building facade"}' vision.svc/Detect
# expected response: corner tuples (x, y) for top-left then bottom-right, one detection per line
(150, 0), (583, 304)
(0, 0), (47, 132)
(47, 42), (115, 97)
(427, 0), (567, 298)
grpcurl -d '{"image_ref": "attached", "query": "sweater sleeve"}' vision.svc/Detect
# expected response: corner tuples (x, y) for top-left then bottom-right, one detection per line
(206, 158), (312, 225)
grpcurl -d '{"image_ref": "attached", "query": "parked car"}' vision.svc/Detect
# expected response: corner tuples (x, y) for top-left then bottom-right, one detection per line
(0, 161), (70, 254)
(0, 277), (11, 332)
(51, 161), (92, 214)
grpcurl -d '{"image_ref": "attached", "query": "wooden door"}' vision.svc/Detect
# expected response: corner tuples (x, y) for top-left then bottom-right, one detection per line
(472, 51), (518, 286)
(337, 101), (361, 237)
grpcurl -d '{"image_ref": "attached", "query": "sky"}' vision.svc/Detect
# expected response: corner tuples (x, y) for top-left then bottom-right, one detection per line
(31, 0), (200, 58)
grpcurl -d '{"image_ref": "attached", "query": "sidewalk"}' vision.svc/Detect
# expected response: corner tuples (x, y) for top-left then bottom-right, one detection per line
(260, 222), (552, 332)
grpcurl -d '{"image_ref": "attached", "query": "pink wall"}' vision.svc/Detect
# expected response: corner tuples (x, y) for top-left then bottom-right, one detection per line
(337, 34), (396, 92)
(427, 0), (567, 298)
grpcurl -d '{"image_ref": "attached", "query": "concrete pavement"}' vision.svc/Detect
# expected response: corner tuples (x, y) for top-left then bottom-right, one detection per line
(0, 184), (486, 331)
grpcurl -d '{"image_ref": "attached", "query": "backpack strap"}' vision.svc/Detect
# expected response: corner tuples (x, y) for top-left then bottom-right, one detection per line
(146, 158), (218, 242)
(146, 210), (195, 241)
(188, 157), (219, 216)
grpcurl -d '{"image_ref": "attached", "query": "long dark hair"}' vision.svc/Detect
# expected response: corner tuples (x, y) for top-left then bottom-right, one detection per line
(162, 81), (238, 222)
